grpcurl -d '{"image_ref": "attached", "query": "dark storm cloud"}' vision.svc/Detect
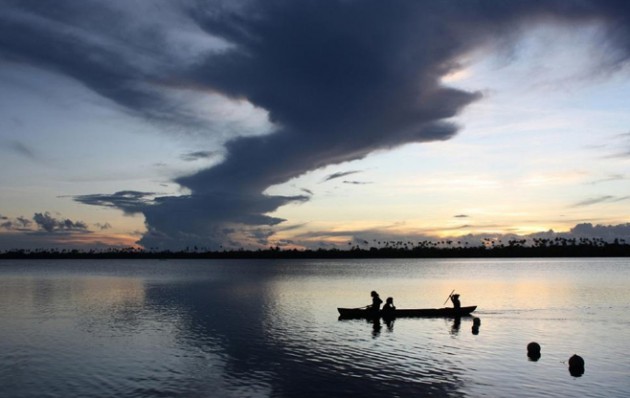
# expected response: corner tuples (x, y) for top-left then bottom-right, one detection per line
(143, 0), (486, 249)
(141, 192), (308, 249)
(33, 212), (89, 233)
(0, 0), (219, 131)
(148, 0), (630, 249)
(3, 1), (630, 249)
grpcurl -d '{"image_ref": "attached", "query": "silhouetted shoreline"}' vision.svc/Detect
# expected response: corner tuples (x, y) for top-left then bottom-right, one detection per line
(1, 238), (630, 259)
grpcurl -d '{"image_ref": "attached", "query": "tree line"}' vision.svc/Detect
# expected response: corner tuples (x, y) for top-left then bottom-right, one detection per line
(1, 237), (630, 259)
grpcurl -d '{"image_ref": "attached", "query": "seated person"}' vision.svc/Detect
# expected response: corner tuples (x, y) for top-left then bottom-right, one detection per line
(368, 290), (383, 312)
(382, 297), (396, 315)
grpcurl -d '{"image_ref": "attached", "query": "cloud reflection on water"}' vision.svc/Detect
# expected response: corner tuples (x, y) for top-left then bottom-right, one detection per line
(142, 268), (468, 397)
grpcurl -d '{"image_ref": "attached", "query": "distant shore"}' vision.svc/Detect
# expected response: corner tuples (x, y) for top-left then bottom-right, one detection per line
(2, 238), (630, 259)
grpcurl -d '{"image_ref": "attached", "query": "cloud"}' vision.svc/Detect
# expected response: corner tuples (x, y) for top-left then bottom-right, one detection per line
(588, 174), (627, 184)
(0, 213), (112, 235)
(0, 213), (133, 250)
(572, 195), (630, 207)
(95, 222), (112, 230)
(4, 1), (630, 249)
(343, 181), (372, 185)
(16, 216), (32, 228)
(300, 188), (313, 196)
(324, 171), (361, 182)
(140, 193), (309, 249)
(73, 191), (156, 215)
(568, 222), (630, 240)
(0, 215), (33, 232)
(454, 214), (469, 218)
(7, 140), (37, 160)
(33, 212), (89, 233)
(0, 231), (132, 251)
(602, 132), (630, 158)
(572, 195), (615, 206)
(180, 151), (217, 162)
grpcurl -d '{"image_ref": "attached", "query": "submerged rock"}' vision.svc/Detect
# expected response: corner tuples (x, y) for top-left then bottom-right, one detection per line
(569, 354), (585, 377)
(527, 342), (541, 361)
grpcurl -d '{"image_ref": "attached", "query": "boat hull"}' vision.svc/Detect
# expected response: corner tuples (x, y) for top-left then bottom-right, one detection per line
(337, 305), (477, 319)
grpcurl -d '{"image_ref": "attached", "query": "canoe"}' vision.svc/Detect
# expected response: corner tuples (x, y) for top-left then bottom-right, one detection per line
(337, 305), (477, 319)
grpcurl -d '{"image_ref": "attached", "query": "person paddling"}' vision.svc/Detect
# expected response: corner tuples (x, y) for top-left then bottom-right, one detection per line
(450, 293), (461, 309)
(368, 291), (383, 313)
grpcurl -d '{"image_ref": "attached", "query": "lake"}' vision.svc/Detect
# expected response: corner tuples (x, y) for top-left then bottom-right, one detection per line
(0, 258), (628, 397)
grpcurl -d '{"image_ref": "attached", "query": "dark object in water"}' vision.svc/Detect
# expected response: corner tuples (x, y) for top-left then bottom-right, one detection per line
(472, 317), (481, 335)
(527, 342), (541, 361)
(337, 305), (477, 319)
(569, 354), (585, 377)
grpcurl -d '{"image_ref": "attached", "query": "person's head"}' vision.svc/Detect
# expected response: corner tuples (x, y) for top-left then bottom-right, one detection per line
(371, 290), (378, 297)
(452, 294), (460, 298)
(386, 297), (393, 304)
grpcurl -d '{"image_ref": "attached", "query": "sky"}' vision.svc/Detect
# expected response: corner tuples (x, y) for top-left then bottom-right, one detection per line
(0, 0), (629, 251)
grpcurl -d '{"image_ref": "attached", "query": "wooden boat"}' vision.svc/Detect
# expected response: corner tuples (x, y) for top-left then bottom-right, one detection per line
(337, 305), (477, 319)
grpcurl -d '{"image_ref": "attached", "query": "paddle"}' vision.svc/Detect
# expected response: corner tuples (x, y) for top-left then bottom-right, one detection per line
(443, 289), (455, 305)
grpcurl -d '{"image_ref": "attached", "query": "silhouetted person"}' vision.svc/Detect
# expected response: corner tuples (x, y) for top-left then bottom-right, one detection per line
(368, 291), (383, 313)
(450, 293), (461, 309)
(382, 297), (396, 317)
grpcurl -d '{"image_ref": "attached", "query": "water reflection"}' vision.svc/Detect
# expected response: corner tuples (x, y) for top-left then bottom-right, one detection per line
(384, 318), (395, 332)
(472, 317), (481, 335)
(140, 269), (469, 397)
(450, 317), (461, 335)
(371, 318), (382, 337)
(4, 258), (625, 397)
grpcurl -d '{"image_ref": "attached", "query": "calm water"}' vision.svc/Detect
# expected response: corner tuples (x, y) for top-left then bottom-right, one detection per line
(0, 258), (629, 397)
